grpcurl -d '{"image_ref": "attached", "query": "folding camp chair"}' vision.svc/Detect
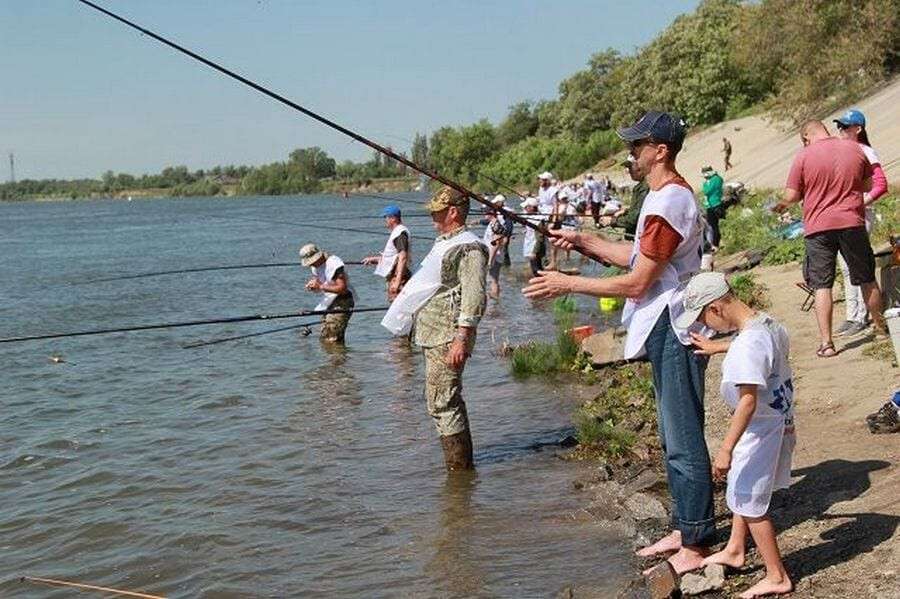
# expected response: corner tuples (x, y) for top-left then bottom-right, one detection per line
(795, 282), (816, 312)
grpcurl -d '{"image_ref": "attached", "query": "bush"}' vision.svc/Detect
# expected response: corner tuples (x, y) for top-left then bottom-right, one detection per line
(729, 272), (770, 309)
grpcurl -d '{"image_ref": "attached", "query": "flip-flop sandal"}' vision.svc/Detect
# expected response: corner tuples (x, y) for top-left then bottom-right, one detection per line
(816, 342), (837, 358)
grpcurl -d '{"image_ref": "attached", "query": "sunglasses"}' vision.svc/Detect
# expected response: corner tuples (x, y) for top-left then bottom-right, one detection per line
(628, 138), (659, 153)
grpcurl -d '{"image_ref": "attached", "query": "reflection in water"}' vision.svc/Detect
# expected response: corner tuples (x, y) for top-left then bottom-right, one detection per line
(425, 472), (488, 598)
(301, 343), (363, 406)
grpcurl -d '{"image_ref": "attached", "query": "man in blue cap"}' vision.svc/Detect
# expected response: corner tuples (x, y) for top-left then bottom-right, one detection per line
(363, 204), (411, 300)
(524, 110), (715, 573)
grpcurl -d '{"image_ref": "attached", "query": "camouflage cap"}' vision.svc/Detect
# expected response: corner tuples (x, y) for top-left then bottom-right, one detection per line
(425, 186), (469, 213)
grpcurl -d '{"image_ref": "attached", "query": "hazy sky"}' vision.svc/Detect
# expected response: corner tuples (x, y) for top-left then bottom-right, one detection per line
(2, 0), (698, 180)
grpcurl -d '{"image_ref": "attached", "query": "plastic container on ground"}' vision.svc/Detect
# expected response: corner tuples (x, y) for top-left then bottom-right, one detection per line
(885, 307), (900, 364)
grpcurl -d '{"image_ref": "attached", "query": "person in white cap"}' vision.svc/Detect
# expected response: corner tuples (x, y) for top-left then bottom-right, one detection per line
(584, 173), (605, 226)
(299, 243), (355, 343)
(678, 271), (795, 599)
(536, 172), (557, 214)
(482, 194), (508, 299)
(520, 196), (546, 276)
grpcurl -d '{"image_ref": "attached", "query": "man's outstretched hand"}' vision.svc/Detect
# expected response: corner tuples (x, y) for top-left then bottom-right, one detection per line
(522, 270), (574, 299)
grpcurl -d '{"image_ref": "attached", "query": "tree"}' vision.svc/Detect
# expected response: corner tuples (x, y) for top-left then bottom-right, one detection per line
(288, 147), (336, 179)
(554, 49), (623, 139)
(410, 132), (429, 167)
(428, 120), (499, 186)
(497, 101), (539, 147)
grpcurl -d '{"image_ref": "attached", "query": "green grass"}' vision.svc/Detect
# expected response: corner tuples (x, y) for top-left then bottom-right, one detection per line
(509, 296), (587, 378)
(571, 363), (657, 460)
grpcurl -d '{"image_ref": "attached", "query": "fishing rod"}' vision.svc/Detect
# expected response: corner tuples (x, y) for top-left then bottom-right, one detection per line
(76, 260), (367, 285)
(206, 213), (434, 241)
(183, 320), (321, 349)
(21, 576), (165, 599)
(74, 1), (581, 256)
(0, 305), (388, 344)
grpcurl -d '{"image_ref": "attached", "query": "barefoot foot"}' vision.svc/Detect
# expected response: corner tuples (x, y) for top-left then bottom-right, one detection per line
(636, 530), (682, 557)
(739, 575), (793, 598)
(641, 546), (708, 576)
(702, 546), (745, 569)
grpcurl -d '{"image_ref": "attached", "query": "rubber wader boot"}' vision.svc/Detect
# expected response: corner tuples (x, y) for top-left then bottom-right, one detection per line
(440, 430), (474, 471)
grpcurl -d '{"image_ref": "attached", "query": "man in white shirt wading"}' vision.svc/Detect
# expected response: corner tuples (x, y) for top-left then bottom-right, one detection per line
(362, 204), (411, 301)
(299, 243), (355, 344)
(523, 111), (715, 574)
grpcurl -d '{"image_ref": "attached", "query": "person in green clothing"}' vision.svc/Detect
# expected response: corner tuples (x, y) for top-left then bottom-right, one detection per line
(702, 165), (725, 251)
(601, 155), (649, 237)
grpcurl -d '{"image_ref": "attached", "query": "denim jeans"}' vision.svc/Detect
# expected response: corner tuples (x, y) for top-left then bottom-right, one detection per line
(644, 308), (715, 546)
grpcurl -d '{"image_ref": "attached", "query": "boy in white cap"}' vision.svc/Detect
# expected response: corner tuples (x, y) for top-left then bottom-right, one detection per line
(677, 271), (794, 599)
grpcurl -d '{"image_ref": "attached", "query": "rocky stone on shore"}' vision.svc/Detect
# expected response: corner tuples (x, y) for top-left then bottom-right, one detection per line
(679, 563), (726, 595)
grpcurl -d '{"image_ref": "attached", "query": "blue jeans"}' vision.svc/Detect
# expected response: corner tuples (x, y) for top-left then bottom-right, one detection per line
(644, 308), (715, 547)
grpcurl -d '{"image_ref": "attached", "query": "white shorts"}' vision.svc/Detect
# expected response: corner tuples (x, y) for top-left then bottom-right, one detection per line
(727, 425), (795, 518)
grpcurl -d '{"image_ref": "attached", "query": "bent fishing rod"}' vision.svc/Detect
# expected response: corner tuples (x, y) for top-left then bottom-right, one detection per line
(183, 320), (321, 349)
(0, 306), (388, 344)
(74, 0), (589, 257)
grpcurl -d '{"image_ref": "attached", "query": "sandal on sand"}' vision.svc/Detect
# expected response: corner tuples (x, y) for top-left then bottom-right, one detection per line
(816, 342), (837, 358)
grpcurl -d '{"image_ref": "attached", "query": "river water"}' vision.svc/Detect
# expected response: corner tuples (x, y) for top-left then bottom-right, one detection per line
(0, 195), (632, 598)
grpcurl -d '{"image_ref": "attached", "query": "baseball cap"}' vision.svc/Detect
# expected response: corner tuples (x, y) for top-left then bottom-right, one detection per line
(491, 194), (506, 206)
(617, 111), (687, 153)
(701, 165), (715, 177)
(538, 171), (553, 180)
(381, 204), (402, 218)
(425, 186), (468, 213)
(675, 271), (730, 329)
(556, 188), (571, 201)
(834, 108), (865, 127)
(299, 243), (325, 267)
(520, 197), (539, 208)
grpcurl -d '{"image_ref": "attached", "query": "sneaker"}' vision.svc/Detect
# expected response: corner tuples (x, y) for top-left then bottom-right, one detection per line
(841, 321), (869, 337)
(866, 402), (900, 434)
(834, 320), (855, 336)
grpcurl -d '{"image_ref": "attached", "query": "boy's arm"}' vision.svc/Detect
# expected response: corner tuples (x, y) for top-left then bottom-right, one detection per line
(712, 384), (758, 481)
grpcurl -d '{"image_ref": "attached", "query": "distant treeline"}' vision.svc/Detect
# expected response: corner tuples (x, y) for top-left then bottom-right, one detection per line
(4, 0), (897, 201)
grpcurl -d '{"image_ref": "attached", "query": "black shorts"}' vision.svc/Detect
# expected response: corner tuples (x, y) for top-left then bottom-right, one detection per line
(803, 226), (875, 289)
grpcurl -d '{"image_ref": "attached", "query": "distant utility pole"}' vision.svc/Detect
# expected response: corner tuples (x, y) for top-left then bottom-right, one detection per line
(8, 152), (14, 183)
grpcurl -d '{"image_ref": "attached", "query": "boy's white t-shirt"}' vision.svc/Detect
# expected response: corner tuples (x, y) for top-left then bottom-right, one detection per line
(720, 313), (796, 517)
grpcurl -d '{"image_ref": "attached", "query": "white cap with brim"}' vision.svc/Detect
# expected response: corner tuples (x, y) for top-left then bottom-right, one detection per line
(675, 271), (730, 329)
(492, 194), (506, 206)
(520, 197), (539, 208)
(538, 171), (553, 180)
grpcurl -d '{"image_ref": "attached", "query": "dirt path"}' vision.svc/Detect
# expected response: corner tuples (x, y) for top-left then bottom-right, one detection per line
(703, 263), (899, 598)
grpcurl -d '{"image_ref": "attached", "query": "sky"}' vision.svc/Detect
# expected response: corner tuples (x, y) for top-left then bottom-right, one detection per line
(1, 0), (698, 180)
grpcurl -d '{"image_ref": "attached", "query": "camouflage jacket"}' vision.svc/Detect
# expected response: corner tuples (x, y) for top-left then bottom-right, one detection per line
(414, 227), (488, 349)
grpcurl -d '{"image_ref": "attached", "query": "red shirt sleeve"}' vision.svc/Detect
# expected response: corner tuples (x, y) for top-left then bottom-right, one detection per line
(640, 216), (683, 261)
(786, 152), (804, 192)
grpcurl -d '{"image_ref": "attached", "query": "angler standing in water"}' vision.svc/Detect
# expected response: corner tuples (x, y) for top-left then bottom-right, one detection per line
(382, 187), (488, 471)
(362, 205), (412, 301)
(300, 243), (355, 343)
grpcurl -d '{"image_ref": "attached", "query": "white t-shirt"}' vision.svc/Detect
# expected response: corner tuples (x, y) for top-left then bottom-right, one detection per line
(719, 313), (795, 518)
(537, 185), (558, 213)
(720, 313), (794, 423)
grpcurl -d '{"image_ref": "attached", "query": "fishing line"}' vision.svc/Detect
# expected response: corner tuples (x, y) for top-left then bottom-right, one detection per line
(73, 0), (575, 253)
(0, 306), (389, 344)
(21, 576), (165, 599)
(182, 320), (321, 349)
(205, 213), (434, 241)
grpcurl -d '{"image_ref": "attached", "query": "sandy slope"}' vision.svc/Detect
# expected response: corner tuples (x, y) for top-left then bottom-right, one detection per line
(593, 75), (900, 193)
(703, 264), (899, 598)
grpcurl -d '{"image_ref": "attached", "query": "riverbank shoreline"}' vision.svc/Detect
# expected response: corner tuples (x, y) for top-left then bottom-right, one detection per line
(556, 262), (898, 598)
